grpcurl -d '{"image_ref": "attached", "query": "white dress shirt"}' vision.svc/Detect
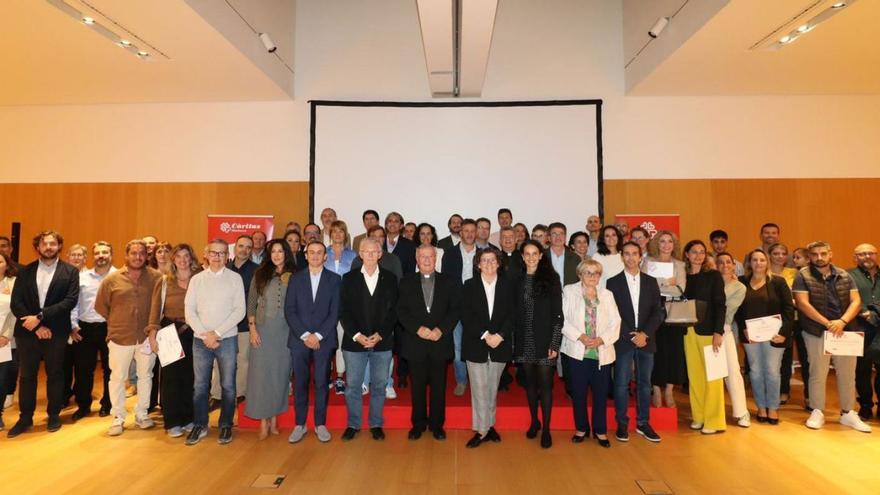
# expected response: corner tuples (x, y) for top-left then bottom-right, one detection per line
(460, 244), (477, 284)
(480, 274), (498, 341)
(71, 266), (117, 326)
(36, 258), (59, 308)
(624, 269), (641, 324)
(302, 269), (325, 341)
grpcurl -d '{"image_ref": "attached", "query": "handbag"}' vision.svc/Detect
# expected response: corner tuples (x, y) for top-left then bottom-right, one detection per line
(664, 286), (698, 325)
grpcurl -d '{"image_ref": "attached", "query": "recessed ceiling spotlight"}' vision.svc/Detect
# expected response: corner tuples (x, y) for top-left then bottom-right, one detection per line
(82, 15), (95, 25)
(137, 51), (149, 57)
(831, 2), (846, 8)
(796, 24), (811, 33)
(120, 40), (131, 46)
(780, 35), (792, 43)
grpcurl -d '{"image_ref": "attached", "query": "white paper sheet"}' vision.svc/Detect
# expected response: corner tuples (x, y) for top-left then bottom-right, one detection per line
(745, 314), (782, 343)
(823, 331), (864, 357)
(0, 344), (11, 363)
(156, 323), (185, 367)
(645, 261), (674, 279)
(704, 343), (728, 381)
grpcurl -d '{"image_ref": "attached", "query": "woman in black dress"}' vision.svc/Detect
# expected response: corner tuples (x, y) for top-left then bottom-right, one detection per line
(513, 240), (563, 448)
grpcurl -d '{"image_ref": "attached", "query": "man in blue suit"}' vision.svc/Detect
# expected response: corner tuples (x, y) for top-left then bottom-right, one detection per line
(285, 241), (341, 444)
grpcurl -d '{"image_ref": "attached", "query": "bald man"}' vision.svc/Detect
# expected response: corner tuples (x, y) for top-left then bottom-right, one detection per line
(585, 215), (601, 257)
(849, 243), (880, 420)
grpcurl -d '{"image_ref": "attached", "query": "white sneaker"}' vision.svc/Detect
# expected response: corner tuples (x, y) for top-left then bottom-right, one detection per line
(316, 425), (331, 443)
(288, 425), (307, 443)
(385, 387), (397, 399)
(167, 426), (184, 438)
(183, 422), (195, 433)
(840, 410), (872, 433)
(689, 422), (703, 430)
(737, 412), (751, 428)
(135, 416), (155, 430)
(806, 409), (825, 430)
(108, 417), (125, 436)
(4, 394), (12, 409)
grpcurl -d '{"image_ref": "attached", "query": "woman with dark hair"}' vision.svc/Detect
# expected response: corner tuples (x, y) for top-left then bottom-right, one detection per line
(149, 242), (172, 274)
(514, 240), (563, 448)
(147, 244), (201, 437)
(0, 252), (18, 430)
(417, 222), (443, 272)
(593, 225), (624, 289)
(735, 249), (794, 425)
(682, 240), (727, 434)
(461, 247), (515, 448)
(568, 231), (590, 261)
(246, 239), (296, 439)
(283, 230), (306, 268)
(513, 223), (529, 248)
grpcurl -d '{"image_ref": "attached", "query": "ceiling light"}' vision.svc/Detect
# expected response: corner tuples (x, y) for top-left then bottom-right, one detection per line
(137, 50), (149, 57)
(831, 2), (846, 8)
(120, 40), (131, 46)
(780, 35), (792, 43)
(648, 17), (669, 38)
(81, 15), (94, 25)
(796, 24), (811, 33)
(753, 0), (859, 50)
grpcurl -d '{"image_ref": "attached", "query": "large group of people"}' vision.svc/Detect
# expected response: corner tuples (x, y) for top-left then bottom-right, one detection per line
(0, 210), (877, 451)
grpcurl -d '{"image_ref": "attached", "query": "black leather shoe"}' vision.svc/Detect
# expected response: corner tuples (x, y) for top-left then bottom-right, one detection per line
(767, 417), (780, 425)
(408, 427), (423, 440)
(594, 434), (611, 448)
(859, 406), (873, 421)
(571, 433), (586, 443)
(7, 420), (33, 438)
(615, 425), (629, 442)
(466, 433), (484, 448)
(341, 427), (359, 441)
(540, 431), (552, 449)
(98, 406), (111, 417)
(526, 420), (541, 439)
(756, 413), (768, 423)
(218, 426), (233, 444)
(370, 427), (385, 440)
(432, 428), (446, 440)
(47, 415), (62, 432)
(486, 427), (501, 443)
(72, 409), (90, 421)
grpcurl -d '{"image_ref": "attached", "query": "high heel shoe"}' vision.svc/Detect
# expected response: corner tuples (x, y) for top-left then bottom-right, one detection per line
(526, 420), (541, 439)
(540, 430), (552, 449)
(593, 433), (611, 448)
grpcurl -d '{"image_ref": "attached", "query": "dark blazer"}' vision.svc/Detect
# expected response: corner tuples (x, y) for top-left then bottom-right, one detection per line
(546, 248), (580, 286)
(339, 267), (398, 352)
(351, 251), (403, 281)
(285, 268), (341, 350)
(684, 270), (727, 336)
(397, 271), (459, 362)
(460, 275), (515, 363)
(385, 236), (416, 275)
(227, 259), (259, 333)
(734, 275), (795, 348)
(606, 270), (665, 353)
(11, 259), (80, 341)
(500, 250), (525, 280)
(437, 235), (459, 252)
(513, 275), (563, 359)
(441, 244), (481, 285)
(294, 250), (307, 270)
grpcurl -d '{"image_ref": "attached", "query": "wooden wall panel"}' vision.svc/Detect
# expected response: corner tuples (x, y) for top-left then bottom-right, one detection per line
(1, 179), (874, 266)
(605, 178), (880, 262)
(0, 182), (309, 264)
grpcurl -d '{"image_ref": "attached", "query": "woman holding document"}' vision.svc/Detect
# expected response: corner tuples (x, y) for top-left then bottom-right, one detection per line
(147, 244), (200, 438)
(734, 249), (794, 425)
(644, 231), (687, 408)
(681, 240), (727, 435)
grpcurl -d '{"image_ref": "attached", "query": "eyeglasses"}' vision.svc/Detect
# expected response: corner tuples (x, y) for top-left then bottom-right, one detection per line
(208, 251), (228, 257)
(479, 259), (498, 265)
(855, 252), (877, 257)
(583, 271), (601, 277)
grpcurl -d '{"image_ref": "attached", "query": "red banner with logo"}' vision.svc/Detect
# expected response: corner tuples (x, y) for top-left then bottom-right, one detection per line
(614, 214), (680, 238)
(207, 215), (275, 244)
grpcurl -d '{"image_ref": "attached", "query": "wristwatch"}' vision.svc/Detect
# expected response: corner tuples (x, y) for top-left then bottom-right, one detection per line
(37, 312), (44, 321)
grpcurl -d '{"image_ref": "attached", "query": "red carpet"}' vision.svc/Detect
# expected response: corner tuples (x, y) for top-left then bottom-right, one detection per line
(238, 369), (678, 431)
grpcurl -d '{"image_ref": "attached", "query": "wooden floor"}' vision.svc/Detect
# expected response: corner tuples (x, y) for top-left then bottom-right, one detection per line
(3, 375), (880, 495)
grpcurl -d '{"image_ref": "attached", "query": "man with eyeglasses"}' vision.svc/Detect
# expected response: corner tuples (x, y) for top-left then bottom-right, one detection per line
(184, 239), (246, 445)
(849, 244), (880, 420)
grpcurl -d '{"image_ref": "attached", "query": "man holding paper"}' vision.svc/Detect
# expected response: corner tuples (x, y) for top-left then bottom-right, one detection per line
(793, 241), (870, 433)
(848, 243), (880, 421)
(94, 240), (163, 437)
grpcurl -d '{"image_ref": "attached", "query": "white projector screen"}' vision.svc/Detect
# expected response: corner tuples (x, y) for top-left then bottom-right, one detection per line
(311, 101), (602, 241)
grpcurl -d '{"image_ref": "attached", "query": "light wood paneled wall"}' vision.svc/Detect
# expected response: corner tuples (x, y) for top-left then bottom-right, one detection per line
(2, 179), (875, 265)
(604, 178), (879, 261)
(0, 182), (309, 264)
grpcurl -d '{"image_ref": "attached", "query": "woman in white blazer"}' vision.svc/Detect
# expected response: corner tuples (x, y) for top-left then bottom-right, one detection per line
(561, 258), (621, 448)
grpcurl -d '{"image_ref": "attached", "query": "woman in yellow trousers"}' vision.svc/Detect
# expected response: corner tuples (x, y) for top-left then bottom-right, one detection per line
(682, 240), (728, 434)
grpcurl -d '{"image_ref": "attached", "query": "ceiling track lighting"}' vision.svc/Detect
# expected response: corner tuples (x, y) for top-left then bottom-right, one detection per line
(45, 0), (168, 61)
(752, 0), (857, 50)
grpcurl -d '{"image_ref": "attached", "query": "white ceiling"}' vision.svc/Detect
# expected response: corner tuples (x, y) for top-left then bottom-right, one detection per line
(629, 0), (880, 95)
(0, 0), (291, 105)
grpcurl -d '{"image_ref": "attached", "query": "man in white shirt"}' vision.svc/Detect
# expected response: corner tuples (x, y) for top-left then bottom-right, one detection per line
(585, 215), (602, 257)
(250, 230), (267, 265)
(488, 208), (513, 248)
(184, 239), (246, 446)
(70, 241), (116, 420)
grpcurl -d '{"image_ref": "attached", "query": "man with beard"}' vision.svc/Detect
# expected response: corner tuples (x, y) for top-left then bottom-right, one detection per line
(585, 215), (601, 257)
(438, 214), (463, 251)
(849, 244), (880, 420)
(7, 231), (79, 438)
(70, 241), (116, 420)
(96, 240), (163, 437)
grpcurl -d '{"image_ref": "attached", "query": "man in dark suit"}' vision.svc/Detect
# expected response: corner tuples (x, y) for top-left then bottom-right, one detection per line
(475, 217), (499, 251)
(384, 212), (416, 275)
(606, 241), (665, 443)
(351, 209), (380, 252)
(441, 218), (481, 396)
(498, 226), (524, 281)
(7, 231), (79, 438)
(285, 241), (341, 444)
(398, 245), (459, 440)
(339, 239), (399, 441)
(547, 222), (580, 286)
(437, 214), (463, 251)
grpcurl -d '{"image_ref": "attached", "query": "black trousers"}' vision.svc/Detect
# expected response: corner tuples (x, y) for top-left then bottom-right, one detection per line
(72, 321), (111, 412)
(17, 336), (67, 422)
(161, 326), (194, 429)
(780, 324), (810, 398)
(63, 342), (75, 402)
(0, 349), (18, 411)
(856, 328), (879, 409)
(409, 355), (448, 431)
